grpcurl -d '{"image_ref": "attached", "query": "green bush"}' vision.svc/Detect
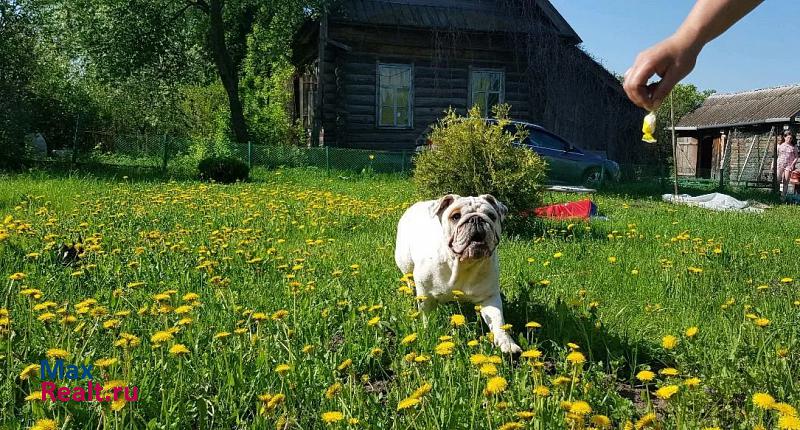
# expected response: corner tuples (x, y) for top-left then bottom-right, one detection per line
(197, 156), (249, 183)
(413, 105), (548, 212)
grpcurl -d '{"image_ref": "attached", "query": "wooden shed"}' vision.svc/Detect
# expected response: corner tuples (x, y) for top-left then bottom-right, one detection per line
(674, 85), (800, 187)
(290, 0), (645, 165)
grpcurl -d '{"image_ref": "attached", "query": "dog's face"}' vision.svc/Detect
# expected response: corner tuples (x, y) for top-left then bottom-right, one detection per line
(432, 194), (507, 261)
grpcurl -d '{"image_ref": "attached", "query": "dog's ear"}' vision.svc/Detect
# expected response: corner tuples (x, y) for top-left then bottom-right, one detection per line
(431, 194), (459, 218)
(480, 194), (508, 221)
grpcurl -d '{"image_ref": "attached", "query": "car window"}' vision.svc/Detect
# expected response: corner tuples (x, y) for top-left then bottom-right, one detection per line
(529, 130), (568, 151)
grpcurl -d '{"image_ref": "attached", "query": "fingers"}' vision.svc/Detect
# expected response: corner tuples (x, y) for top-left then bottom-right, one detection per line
(623, 59), (659, 111)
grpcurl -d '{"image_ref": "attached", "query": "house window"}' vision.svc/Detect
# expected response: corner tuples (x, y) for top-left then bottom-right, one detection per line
(377, 63), (413, 128)
(470, 69), (505, 117)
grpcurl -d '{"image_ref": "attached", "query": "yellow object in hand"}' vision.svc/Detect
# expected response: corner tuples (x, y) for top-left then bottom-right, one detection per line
(642, 112), (657, 143)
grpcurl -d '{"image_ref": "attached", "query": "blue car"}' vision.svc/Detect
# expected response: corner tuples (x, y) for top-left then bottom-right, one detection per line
(415, 120), (621, 186)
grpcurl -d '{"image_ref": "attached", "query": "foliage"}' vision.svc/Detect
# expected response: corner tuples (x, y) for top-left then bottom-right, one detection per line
(197, 155), (250, 182)
(1, 170), (800, 428)
(413, 105), (548, 212)
(654, 83), (715, 152)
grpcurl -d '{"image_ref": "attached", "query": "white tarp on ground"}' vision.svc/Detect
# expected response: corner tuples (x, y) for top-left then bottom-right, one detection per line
(662, 193), (765, 213)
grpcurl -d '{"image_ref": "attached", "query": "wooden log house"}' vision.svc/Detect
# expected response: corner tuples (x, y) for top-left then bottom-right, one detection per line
(291, 0), (644, 165)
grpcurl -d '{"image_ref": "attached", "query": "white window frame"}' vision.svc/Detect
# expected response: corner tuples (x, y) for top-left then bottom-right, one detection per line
(376, 63), (414, 129)
(469, 67), (505, 118)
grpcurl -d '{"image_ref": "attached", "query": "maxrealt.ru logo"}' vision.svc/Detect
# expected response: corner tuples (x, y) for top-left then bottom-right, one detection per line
(39, 359), (139, 403)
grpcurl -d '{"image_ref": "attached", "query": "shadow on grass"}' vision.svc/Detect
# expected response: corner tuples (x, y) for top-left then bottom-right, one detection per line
(502, 293), (667, 379)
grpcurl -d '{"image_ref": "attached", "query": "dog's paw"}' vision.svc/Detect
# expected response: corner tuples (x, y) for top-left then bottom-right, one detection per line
(495, 336), (522, 355)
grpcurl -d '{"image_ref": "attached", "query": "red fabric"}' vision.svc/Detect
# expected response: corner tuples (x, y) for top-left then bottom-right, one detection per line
(532, 199), (596, 220)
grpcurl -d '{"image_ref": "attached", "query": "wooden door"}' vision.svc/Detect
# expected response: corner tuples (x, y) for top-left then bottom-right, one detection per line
(676, 137), (698, 176)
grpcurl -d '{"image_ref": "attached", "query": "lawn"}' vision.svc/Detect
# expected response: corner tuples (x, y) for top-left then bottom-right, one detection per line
(1, 168), (799, 429)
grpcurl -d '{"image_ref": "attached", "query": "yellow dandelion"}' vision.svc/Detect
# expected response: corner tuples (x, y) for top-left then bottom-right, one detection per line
(151, 331), (173, 344)
(685, 326), (698, 338)
(662, 335), (678, 350)
(400, 333), (417, 345)
(321, 411), (344, 424)
(450, 314), (466, 327)
(636, 370), (655, 382)
(337, 358), (353, 372)
(19, 364), (40, 380)
(367, 316), (380, 327)
(397, 397), (421, 410)
(30, 419), (57, 430)
(655, 385), (679, 400)
(169, 343), (190, 356)
(566, 351), (586, 365)
(778, 415), (800, 430)
(533, 385), (550, 397)
(754, 318), (770, 327)
(752, 392), (775, 410)
(497, 422), (524, 430)
(45, 348), (69, 359)
(95, 358), (118, 368)
(484, 376), (507, 395)
(684, 377), (701, 388)
(591, 415), (612, 428)
(325, 382), (342, 399)
(434, 341), (455, 356)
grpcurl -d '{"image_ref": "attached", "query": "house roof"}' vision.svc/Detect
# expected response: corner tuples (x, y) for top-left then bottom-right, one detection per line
(676, 84), (800, 130)
(329, 0), (581, 43)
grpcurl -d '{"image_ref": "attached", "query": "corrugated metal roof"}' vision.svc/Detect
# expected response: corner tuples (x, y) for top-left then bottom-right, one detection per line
(329, 0), (581, 42)
(677, 84), (800, 130)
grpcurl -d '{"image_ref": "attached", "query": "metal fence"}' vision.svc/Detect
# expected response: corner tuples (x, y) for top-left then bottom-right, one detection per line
(21, 132), (690, 187)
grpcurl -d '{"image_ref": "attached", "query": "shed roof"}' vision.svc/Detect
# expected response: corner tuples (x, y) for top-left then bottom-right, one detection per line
(676, 84), (800, 130)
(329, 0), (581, 43)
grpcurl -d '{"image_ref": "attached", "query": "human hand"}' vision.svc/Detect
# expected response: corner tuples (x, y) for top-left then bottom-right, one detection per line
(624, 35), (702, 111)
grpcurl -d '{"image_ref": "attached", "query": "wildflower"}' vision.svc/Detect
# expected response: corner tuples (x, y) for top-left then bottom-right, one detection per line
(397, 397), (420, 410)
(685, 326), (698, 338)
(634, 413), (657, 429)
(411, 382), (432, 399)
(272, 309), (289, 320)
(169, 344), (190, 356)
(754, 318), (770, 327)
(367, 316), (380, 327)
(484, 376), (508, 395)
(516, 411), (535, 420)
(533, 385), (550, 397)
(655, 385), (679, 400)
(567, 342), (580, 350)
(435, 341), (455, 356)
(275, 364), (291, 375)
(778, 415), (800, 430)
(525, 321), (542, 329)
(25, 391), (42, 401)
(174, 305), (192, 315)
(479, 363), (498, 376)
(400, 333), (417, 345)
(46, 348), (69, 359)
(752, 392), (775, 410)
(450, 314), (466, 327)
(607, 256), (617, 264)
(95, 358), (118, 368)
(30, 419), (57, 430)
(20, 364), (40, 380)
(151, 331), (174, 344)
(9, 272), (26, 281)
(302, 345), (314, 354)
(684, 377), (701, 387)
(781, 277), (794, 284)
(325, 382), (342, 399)
(371, 347), (382, 357)
(591, 415), (612, 428)
(182, 292), (200, 301)
(320, 411), (344, 424)
(566, 351), (586, 365)
(467, 339), (479, 347)
(662, 335), (678, 350)
(570, 401), (592, 415)
(337, 358), (353, 372)
(497, 422), (524, 430)
(103, 319), (121, 329)
(636, 370), (655, 382)
(213, 332), (231, 340)
(774, 402), (798, 417)
(659, 368), (679, 377)
(521, 348), (542, 359)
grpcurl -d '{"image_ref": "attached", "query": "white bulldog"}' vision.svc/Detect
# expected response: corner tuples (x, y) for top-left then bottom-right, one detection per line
(395, 194), (521, 354)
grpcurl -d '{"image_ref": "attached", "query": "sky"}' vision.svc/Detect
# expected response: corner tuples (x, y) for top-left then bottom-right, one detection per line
(549, 0), (800, 94)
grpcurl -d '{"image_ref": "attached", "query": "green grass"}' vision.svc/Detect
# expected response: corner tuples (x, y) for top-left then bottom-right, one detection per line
(1, 168), (798, 429)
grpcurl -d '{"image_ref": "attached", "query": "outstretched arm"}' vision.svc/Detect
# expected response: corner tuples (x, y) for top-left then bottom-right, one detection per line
(624, 0), (763, 111)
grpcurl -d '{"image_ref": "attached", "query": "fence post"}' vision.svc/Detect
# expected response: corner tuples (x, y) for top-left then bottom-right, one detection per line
(325, 146), (330, 176)
(161, 134), (169, 174)
(247, 141), (252, 169)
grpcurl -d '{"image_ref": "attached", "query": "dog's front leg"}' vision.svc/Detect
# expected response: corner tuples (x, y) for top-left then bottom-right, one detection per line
(479, 294), (521, 354)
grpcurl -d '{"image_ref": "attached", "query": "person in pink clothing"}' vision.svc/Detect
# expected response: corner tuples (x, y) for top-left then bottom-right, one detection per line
(777, 130), (798, 197)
